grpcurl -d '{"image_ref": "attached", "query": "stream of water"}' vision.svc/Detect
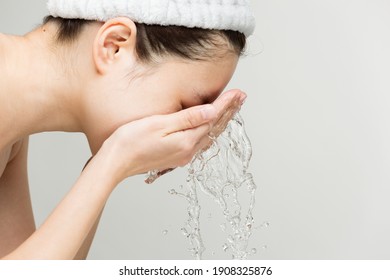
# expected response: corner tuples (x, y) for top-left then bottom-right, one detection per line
(146, 112), (259, 259)
(172, 113), (258, 259)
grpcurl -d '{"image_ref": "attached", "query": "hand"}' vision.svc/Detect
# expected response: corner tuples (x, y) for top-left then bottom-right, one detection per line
(208, 89), (247, 147)
(98, 89), (246, 184)
(145, 89), (246, 184)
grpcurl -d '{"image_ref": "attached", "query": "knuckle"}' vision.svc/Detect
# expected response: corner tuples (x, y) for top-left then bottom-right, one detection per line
(184, 110), (199, 128)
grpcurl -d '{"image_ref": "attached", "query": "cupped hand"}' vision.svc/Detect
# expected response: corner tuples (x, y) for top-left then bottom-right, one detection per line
(98, 89), (246, 184)
(207, 89), (247, 148)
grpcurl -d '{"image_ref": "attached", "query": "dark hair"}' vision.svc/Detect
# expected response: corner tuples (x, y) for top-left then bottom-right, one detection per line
(43, 16), (246, 62)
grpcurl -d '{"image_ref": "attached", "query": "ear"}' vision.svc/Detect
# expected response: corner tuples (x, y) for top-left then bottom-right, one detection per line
(93, 17), (137, 75)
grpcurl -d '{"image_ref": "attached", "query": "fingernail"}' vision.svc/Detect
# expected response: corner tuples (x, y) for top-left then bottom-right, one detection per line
(240, 93), (247, 104)
(200, 105), (217, 120)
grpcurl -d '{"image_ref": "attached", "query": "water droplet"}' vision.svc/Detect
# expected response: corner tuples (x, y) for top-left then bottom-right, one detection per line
(180, 228), (188, 236)
(231, 216), (241, 226)
(168, 189), (177, 195)
(246, 221), (253, 230)
(208, 132), (217, 140)
(196, 175), (204, 181)
(188, 248), (197, 256)
(235, 233), (244, 241)
(222, 244), (229, 252)
(251, 248), (257, 255)
(261, 221), (270, 229)
(162, 230), (168, 235)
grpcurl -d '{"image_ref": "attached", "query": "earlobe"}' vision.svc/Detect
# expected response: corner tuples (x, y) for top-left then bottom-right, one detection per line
(92, 17), (137, 75)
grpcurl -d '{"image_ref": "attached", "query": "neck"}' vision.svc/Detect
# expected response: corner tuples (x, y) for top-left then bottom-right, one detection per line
(0, 24), (86, 150)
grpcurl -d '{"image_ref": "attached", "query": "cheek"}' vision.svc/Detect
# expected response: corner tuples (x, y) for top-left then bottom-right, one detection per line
(181, 95), (200, 109)
(91, 75), (183, 141)
(109, 91), (182, 127)
(89, 97), (180, 153)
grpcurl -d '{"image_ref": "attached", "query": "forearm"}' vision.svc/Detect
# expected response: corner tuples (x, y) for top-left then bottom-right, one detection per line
(73, 210), (103, 260)
(2, 152), (119, 260)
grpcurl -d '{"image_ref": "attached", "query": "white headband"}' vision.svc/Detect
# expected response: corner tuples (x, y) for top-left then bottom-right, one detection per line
(47, 0), (256, 37)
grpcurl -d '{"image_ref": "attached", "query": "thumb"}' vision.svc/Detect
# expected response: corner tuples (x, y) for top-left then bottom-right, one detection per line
(165, 105), (217, 133)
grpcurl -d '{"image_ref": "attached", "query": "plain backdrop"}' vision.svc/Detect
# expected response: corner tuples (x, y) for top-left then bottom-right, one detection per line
(1, 0), (390, 259)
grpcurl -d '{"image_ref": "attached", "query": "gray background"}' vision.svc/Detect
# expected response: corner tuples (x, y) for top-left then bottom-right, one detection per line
(1, 0), (389, 259)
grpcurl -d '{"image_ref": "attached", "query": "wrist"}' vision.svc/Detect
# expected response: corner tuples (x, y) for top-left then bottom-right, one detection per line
(82, 148), (123, 192)
(94, 139), (136, 186)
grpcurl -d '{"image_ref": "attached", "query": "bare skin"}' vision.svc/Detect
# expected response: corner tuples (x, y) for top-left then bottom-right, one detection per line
(0, 18), (246, 259)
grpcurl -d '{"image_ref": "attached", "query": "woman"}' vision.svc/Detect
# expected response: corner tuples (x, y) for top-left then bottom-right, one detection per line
(0, 0), (255, 259)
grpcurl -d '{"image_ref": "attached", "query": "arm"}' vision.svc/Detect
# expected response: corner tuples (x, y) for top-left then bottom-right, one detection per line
(73, 210), (103, 260)
(0, 138), (35, 257)
(73, 157), (102, 260)
(2, 151), (118, 259)
(0, 140), (102, 260)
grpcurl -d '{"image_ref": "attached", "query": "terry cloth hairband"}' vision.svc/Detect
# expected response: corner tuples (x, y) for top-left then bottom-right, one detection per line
(47, 0), (256, 37)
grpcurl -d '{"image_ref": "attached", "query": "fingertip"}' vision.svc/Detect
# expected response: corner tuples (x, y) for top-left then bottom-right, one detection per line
(240, 92), (247, 104)
(217, 89), (244, 103)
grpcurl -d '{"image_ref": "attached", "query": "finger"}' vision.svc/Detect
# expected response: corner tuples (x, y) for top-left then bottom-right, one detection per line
(196, 135), (214, 153)
(164, 104), (217, 133)
(210, 91), (245, 138)
(144, 168), (176, 184)
(169, 120), (211, 143)
(169, 91), (244, 145)
(166, 121), (212, 165)
(213, 89), (246, 110)
(212, 90), (244, 123)
(211, 102), (241, 137)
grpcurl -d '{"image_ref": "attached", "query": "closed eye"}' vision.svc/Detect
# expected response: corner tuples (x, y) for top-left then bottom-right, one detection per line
(195, 89), (221, 105)
(181, 89), (222, 109)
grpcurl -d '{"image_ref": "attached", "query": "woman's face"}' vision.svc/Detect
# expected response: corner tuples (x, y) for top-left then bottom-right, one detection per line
(84, 53), (239, 153)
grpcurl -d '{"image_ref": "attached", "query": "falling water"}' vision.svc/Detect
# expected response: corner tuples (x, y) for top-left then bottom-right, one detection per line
(179, 113), (257, 259)
(147, 112), (259, 259)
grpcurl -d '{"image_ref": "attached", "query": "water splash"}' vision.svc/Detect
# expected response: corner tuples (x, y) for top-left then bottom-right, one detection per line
(174, 113), (258, 259)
